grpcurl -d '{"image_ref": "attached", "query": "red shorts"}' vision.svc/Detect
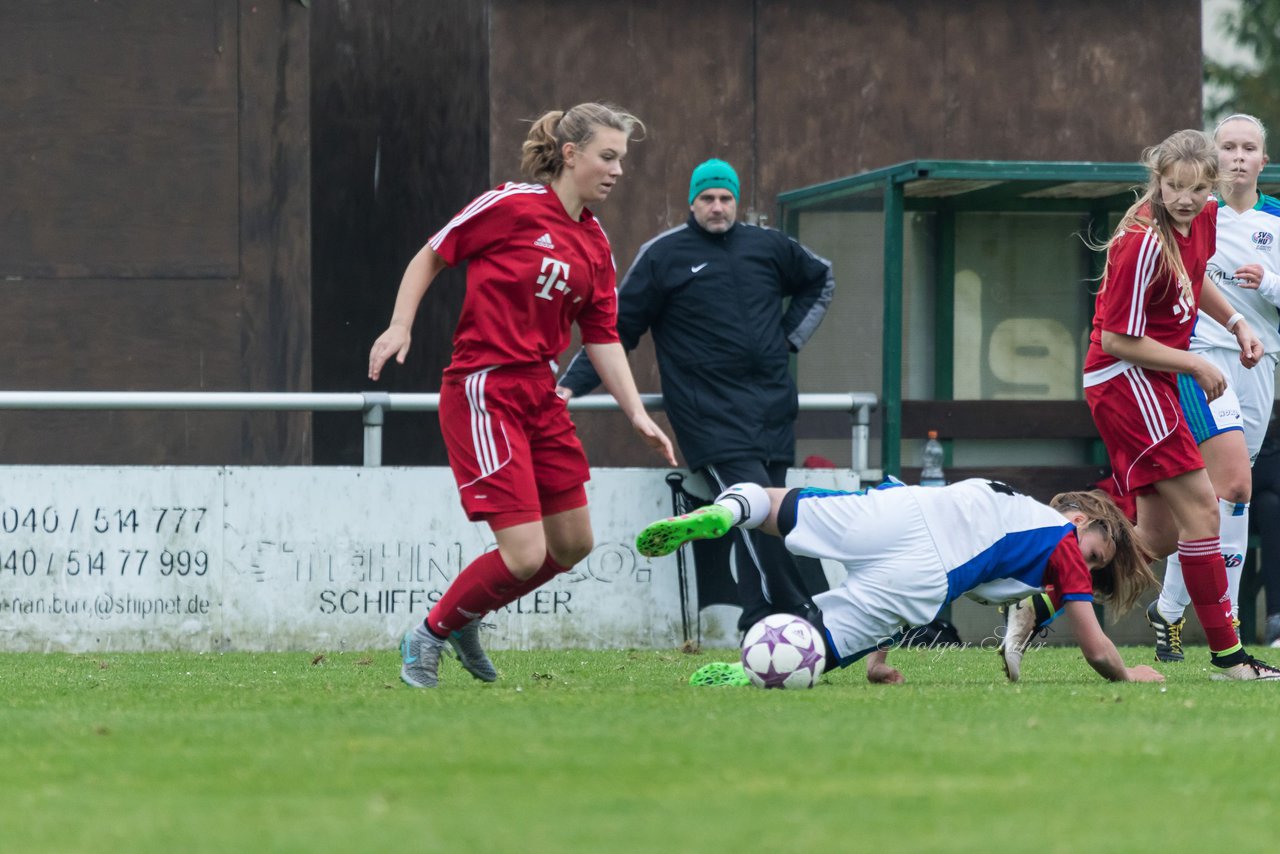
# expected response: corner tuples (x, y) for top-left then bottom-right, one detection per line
(1084, 365), (1204, 496)
(439, 364), (590, 523)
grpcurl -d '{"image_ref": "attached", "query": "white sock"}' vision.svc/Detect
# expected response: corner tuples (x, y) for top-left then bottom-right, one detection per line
(1161, 499), (1250, 621)
(716, 482), (770, 529)
(1157, 551), (1188, 623)
(1220, 499), (1248, 620)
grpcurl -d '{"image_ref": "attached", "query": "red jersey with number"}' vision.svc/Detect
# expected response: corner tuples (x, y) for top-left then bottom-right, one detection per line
(428, 182), (620, 377)
(1084, 200), (1217, 375)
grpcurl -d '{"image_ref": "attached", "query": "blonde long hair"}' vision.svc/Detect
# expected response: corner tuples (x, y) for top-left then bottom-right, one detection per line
(1050, 490), (1156, 613)
(1098, 129), (1219, 305)
(519, 103), (645, 184)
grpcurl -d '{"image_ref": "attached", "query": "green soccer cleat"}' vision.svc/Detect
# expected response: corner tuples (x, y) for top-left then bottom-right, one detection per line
(635, 505), (735, 557)
(689, 661), (751, 687)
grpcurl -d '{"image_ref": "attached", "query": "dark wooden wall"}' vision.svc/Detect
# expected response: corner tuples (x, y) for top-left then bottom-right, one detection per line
(310, 1), (488, 465)
(4, 1), (1202, 467)
(486, 0), (1199, 316)
(479, 0), (1202, 468)
(754, 0), (1202, 199)
(0, 0), (311, 464)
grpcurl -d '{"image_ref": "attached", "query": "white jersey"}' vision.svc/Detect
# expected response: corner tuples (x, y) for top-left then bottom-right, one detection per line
(789, 479), (1089, 664)
(1191, 194), (1280, 354)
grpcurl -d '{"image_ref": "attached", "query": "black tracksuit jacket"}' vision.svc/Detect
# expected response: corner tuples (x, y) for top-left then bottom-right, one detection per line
(560, 215), (834, 470)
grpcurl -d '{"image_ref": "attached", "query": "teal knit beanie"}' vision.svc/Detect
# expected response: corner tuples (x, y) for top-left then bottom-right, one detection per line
(688, 159), (740, 204)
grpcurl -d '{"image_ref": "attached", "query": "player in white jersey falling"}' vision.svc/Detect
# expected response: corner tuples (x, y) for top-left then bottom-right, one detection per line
(1146, 114), (1280, 660)
(636, 479), (1163, 684)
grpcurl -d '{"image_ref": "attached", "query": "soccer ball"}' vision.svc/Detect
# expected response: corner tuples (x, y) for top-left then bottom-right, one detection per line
(741, 613), (826, 689)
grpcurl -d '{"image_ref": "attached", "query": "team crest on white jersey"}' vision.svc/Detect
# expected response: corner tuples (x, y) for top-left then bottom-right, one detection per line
(534, 232), (556, 249)
(1253, 230), (1274, 251)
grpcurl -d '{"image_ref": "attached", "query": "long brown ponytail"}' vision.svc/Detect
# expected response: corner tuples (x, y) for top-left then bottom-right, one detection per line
(520, 102), (644, 184)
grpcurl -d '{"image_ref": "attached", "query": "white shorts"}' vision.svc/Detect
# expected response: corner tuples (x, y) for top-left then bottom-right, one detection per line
(791, 486), (950, 663)
(790, 480), (1072, 665)
(1181, 347), (1277, 461)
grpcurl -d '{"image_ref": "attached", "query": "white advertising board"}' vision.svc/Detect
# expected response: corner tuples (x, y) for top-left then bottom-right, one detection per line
(0, 466), (860, 652)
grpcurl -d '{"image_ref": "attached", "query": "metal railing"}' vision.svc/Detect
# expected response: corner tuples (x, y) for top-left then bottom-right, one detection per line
(0, 391), (878, 474)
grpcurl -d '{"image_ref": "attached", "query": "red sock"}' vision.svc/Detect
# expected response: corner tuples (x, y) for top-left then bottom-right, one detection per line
(492, 554), (571, 610)
(427, 549), (520, 636)
(1178, 538), (1240, 653)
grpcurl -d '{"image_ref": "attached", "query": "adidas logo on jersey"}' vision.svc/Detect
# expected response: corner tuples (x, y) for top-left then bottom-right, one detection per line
(534, 233), (555, 249)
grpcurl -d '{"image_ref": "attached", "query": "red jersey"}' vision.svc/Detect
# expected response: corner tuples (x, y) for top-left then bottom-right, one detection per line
(1041, 533), (1095, 611)
(429, 183), (621, 377)
(1084, 200), (1217, 377)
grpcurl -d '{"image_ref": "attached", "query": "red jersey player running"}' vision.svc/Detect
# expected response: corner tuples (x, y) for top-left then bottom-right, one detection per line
(1012, 129), (1279, 680)
(369, 103), (676, 688)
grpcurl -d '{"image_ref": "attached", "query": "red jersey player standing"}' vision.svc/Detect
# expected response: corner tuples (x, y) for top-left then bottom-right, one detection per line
(368, 103), (676, 688)
(1083, 128), (1278, 680)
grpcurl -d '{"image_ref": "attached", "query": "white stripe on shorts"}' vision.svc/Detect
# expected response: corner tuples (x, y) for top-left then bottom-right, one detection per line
(1123, 365), (1171, 443)
(465, 368), (500, 476)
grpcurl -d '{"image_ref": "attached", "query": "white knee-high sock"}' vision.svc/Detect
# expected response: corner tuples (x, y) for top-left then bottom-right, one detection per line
(1157, 552), (1188, 623)
(1159, 498), (1249, 621)
(1220, 499), (1249, 620)
(717, 482), (770, 529)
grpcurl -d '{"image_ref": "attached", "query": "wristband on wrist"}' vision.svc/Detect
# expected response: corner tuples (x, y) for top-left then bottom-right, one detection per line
(1226, 312), (1244, 331)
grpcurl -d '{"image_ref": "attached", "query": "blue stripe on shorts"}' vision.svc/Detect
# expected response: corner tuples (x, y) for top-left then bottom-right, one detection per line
(1176, 372), (1242, 444)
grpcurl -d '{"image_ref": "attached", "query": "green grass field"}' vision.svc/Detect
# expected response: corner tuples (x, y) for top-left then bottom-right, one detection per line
(2, 644), (1277, 853)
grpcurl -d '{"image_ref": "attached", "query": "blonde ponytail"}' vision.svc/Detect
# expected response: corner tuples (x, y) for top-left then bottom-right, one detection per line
(520, 103), (644, 183)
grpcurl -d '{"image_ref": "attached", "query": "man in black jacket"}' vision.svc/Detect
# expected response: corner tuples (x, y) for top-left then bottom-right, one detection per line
(558, 158), (835, 633)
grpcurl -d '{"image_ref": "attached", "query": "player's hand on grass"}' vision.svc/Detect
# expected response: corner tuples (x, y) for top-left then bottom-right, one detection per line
(1125, 664), (1164, 683)
(866, 650), (905, 684)
(867, 662), (904, 684)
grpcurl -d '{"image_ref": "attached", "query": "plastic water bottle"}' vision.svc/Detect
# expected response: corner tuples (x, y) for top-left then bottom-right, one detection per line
(920, 430), (946, 487)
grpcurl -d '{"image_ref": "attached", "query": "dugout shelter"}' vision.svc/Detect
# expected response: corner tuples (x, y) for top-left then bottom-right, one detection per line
(779, 160), (1280, 502)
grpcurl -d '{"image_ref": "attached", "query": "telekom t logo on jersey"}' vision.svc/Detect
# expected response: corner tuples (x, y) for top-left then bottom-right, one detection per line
(534, 257), (572, 301)
(1172, 285), (1193, 324)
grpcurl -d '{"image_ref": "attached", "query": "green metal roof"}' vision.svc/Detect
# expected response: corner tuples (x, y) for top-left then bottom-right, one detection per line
(778, 158), (1280, 476)
(777, 159), (1280, 215)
